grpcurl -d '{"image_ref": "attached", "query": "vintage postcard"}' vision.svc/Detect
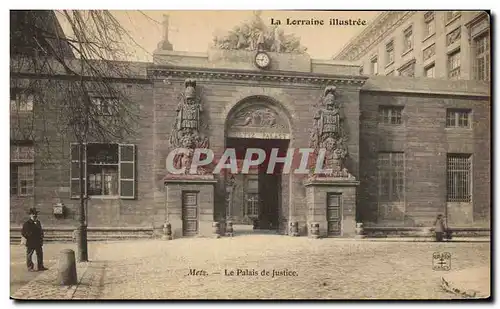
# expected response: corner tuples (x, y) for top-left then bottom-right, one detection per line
(9, 9), (491, 300)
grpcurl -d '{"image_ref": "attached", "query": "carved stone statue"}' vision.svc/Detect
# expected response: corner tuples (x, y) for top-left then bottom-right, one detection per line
(272, 27), (282, 53)
(314, 86), (342, 138)
(213, 12), (307, 53)
(309, 86), (353, 179)
(169, 79), (210, 175)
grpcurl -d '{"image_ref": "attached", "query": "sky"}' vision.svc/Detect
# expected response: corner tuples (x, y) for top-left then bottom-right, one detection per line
(58, 10), (381, 62)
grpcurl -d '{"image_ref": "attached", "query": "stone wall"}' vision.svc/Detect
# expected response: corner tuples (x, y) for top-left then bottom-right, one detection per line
(359, 86), (490, 227)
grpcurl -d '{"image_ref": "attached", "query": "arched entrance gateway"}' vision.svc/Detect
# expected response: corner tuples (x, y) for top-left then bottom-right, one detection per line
(224, 96), (292, 233)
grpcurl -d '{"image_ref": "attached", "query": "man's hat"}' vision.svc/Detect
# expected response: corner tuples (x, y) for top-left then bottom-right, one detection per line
(28, 208), (39, 215)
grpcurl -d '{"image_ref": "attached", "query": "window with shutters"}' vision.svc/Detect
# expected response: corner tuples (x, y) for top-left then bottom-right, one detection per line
(378, 152), (404, 202)
(447, 154), (472, 202)
(10, 141), (35, 196)
(474, 31), (490, 81)
(70, 143), (136, 199)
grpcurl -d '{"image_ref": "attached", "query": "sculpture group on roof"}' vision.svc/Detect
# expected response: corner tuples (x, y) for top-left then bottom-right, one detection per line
(213, 11), (307, 54)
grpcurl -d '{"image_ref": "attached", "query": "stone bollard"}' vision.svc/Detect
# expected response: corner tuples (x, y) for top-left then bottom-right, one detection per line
(310, 222), (320, 239)
(355, 222), (366, 239)
(162, 222), (172, 240)
(212, 222), (221, 238)
(225, 221), (234, 237)
(289, 221), (299, 237)
(57, 249), (77, 286)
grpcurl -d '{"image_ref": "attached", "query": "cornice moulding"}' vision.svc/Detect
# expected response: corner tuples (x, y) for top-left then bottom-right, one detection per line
(148, 67), (368, 87)
(334, 12), (416, 61)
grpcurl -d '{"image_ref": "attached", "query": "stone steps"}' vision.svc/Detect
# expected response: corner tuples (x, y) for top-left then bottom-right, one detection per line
(363, 226), (490, 238)
(10, 226), (155, 244)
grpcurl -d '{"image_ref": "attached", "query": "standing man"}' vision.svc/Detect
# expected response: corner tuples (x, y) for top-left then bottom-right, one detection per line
(22, 208), (48, 271)
(433, 214), (447, 242)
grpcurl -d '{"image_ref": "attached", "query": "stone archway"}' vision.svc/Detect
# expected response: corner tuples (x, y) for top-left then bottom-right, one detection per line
(223, 96), (293, 234)
(225, 95), (292, 140)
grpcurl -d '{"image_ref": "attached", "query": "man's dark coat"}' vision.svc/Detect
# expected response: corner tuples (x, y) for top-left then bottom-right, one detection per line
(21, 219), (44, 248)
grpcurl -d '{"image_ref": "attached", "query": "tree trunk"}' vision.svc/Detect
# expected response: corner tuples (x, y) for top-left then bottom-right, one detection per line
(76, 141), (88, 262)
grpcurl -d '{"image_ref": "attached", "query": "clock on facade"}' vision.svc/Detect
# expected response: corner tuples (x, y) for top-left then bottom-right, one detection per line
(254, 51), (271, 69)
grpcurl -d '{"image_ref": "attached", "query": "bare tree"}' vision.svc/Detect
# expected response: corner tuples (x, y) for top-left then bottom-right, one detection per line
(10, 10), (148, 262)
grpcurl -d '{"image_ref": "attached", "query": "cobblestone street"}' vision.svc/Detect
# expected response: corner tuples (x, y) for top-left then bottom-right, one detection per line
(97, 236), (489, 299)
(11, 236), (490, 300)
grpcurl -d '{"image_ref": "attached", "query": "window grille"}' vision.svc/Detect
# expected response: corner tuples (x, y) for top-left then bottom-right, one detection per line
(447, 154), (472, 202)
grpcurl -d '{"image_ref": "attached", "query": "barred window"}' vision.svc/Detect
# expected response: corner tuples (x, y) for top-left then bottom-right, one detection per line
(423, 12), (435, 37)
(386, 40), (395, 64)
(379, 106), (403, 125)
(403, 26), (413, 52)
(448, 49), (461, 79)
(446, 109), (471, 128)
(447, 154), (471, 202)
(378, 152), (404, 202)
(474, 32), (490, 81)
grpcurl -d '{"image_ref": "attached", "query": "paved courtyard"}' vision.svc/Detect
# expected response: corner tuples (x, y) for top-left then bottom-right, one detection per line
(11, 236), (490, 299)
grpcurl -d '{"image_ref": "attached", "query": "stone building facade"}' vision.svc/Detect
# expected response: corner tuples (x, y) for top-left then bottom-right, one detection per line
(10, 15), (490, 238)
(334, 11), (490, 81)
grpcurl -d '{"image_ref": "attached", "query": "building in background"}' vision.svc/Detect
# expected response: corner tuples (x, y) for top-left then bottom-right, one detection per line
(10, 11), (491, 240)
(334, 11), (490, 81)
